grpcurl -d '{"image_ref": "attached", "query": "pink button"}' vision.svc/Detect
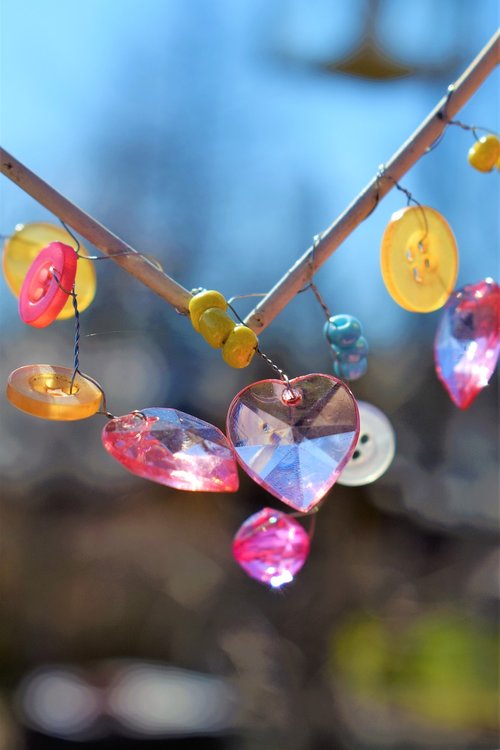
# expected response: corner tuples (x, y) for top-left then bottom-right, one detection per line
(19, 242), (77, 327)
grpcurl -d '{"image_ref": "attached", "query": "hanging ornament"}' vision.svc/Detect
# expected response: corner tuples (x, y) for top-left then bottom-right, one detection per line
(337, 401), (395, 486)
(232, 507), (310, 587)
(102, 408), (239, 492)
(6, 365), (103, 420)
(226, 374), (359, 512)
(323, 314), (369, 380)
(434, 278), (500, 409)
(19, 242), (77, 327)
(188, 289), (259, 368)
(467, 134), (500, 173)
(302, 241), (370, 382)
(2, 222), (96, 318)
(380, 205), (458, 313)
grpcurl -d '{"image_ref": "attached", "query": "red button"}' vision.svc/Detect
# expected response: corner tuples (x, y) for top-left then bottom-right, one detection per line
(19, 242), (77, 327)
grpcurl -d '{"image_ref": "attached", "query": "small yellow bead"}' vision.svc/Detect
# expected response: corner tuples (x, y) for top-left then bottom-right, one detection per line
(222, 325), (258, 368)
(189, 290), (227, 331)
(199, 308), (236, 348)
(467, 134), (500, 173)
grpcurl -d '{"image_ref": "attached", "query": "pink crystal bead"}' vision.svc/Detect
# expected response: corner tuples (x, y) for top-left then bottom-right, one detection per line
(102, 408), (239, 492)
(233, 507), (310, 587)
(226, 374), (360, 512)
(434, 278), (500, 409)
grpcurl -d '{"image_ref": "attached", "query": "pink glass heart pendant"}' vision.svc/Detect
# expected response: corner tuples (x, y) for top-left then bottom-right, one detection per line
(102, 408), (239, 492)
(434, 278), (500, 409)
(226, 374), (360, 512)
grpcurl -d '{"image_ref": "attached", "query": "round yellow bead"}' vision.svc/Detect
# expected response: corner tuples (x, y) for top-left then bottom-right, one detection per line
(3, 222), (97, 318)
(222, 325), (258, 368)
(467, 134), (500, 173)
(6, 364), (103, 420)
(198, 308), (236, 348)
(189, 290), (227, 331)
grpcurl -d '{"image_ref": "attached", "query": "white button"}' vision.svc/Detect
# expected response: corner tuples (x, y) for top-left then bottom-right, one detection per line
(338, 401), (396, 486)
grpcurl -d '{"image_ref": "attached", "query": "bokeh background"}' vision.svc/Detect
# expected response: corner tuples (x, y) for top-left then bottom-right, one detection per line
(0, 1), (499, 748)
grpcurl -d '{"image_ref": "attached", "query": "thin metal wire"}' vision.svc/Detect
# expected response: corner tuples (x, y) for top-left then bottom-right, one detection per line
(446, 120), (498, 138)
(70, 286), (80, 390)
(227, 292), (267, 305)
(287, 506), (319, 540)
(60, 220), (81, 255)
(81, 371), (114, 419)
(377, 165), (429, 242)
(428, 83), (498, 150)
(426, 83), (456, 152)
(226, 299), (295, 389)
(298, 235), (333, 322)
(59, 220), (167, 271)
(51, 267), (113, 417)
(309, 283), (332, 320)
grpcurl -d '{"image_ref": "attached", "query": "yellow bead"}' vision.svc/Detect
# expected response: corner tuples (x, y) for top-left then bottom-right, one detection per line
(189, 290), (226, 331)
(380, 206), (458, 313)
(222, 325), (258, 368)
(6, 364), (103, 420)
(467, 134), (500, 173)
(2, 222), (97, 318)
(199, 308), (236, 348)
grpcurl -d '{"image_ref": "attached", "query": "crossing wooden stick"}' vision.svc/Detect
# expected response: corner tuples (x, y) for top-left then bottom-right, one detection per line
(1, 31), (498, 329)
(243, 30), (500, 332)
(0, 149), (193, 314)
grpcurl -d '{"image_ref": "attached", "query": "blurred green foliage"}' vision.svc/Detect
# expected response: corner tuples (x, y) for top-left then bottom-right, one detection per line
(331, 609), (498, 730)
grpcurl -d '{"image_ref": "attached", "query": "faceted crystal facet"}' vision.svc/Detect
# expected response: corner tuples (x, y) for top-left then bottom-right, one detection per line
(233, 507), (310, 587)
(434, 279), (500, 409)
(226, 374), (360, 512)
(102, 408), (239, 492)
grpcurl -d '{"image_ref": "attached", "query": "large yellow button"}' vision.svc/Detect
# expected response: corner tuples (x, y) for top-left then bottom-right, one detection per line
(2, 223), (97, 318)
(380, 206), (458, 313)
(6, 364), (103, 420)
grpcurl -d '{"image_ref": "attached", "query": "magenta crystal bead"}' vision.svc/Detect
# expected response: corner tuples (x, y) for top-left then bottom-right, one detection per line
(434, 278), (500, 409)
(226, 374), (359, 512)
(233, 507), (310, 587)
(102, 408), (239, 492)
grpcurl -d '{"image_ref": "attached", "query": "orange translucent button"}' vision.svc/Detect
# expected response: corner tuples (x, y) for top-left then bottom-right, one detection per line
(380, 206), (458, 313)
(2, 222), (97, 318)
(6, 365), (102, 420)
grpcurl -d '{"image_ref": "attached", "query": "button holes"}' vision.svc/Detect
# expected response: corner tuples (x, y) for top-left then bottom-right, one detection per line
(352, 450), (361, 460)
(406, 249), (414, 262)
(417, 240), (425, 253)
(360, 434), (369, 444)
(413, 267), (423, 283)
(424, 258), (431, 269)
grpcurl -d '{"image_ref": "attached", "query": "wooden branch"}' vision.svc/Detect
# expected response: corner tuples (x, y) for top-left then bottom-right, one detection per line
(0, 149), (193, 314)
(243, 30), (500, 332)
(1, 31), (498, 331)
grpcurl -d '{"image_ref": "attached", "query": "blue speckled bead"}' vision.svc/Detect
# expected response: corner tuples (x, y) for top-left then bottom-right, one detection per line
(332, 356), (368, 381)
(338, 336), (369, 363)
(324, 315), (362, 348)
(330, 337), (369, 381)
